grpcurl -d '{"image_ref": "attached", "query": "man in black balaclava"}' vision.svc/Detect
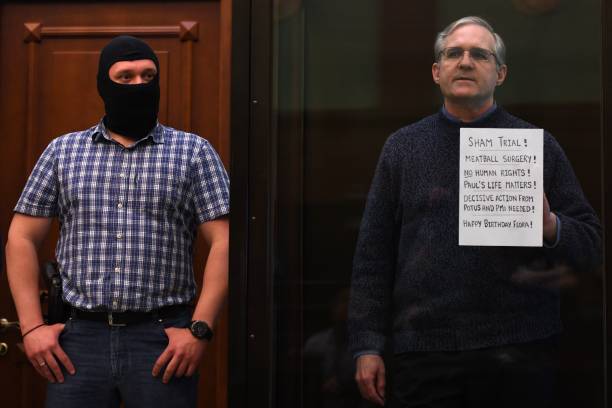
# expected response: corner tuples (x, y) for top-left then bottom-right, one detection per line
(98, 35), (160, 141)
(6, 35), (230, 408)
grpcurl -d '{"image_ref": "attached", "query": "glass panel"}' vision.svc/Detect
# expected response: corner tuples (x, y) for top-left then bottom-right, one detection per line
(274, 1), (603, 407)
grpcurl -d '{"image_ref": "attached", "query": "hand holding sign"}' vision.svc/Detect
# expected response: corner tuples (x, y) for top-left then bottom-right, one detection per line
(542, 193), (557, 243)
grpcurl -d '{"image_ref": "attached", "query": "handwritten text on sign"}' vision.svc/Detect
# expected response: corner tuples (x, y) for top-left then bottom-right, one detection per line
(459, 128), (543, 246)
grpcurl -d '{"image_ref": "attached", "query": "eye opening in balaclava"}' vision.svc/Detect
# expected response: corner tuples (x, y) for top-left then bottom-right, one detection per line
(97, 35), (160, 140)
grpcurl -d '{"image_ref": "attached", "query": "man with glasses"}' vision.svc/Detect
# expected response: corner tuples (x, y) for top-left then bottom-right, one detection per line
(349, 16), (601, 407)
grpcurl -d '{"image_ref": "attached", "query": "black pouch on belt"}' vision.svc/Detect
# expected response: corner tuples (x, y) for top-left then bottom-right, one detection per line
(41, 261), (69, 324)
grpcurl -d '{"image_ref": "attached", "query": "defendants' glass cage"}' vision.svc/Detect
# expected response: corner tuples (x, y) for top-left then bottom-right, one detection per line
(229, 1), (607, 407)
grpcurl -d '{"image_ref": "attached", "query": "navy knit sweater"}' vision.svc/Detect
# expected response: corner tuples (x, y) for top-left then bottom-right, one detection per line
(348, 107), (602, 354)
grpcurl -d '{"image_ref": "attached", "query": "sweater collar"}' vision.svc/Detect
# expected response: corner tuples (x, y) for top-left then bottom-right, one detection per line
(441, 103), (498, 126)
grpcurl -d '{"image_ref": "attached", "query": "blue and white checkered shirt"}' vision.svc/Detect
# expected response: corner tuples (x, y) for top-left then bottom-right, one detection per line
(15, 121), (230, 312)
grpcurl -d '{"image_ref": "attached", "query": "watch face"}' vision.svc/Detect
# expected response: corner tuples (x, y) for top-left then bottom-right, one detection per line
(190, 320), (212, 340)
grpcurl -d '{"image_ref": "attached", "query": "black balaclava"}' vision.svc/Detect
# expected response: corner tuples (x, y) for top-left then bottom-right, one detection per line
(97, 35), (160, 139)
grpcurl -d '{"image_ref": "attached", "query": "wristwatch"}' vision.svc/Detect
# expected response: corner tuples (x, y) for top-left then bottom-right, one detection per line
(189, 320), (213, 341)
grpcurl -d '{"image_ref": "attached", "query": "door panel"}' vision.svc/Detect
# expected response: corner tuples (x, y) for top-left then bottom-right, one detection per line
(0, 2), (228, 407)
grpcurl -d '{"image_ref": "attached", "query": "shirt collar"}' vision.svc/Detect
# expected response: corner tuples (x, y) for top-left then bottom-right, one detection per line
(441, 103), (498, 125)
(91, 119), (165, 145)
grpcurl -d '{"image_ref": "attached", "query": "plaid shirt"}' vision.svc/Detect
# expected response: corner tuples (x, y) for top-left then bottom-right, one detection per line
(15, 121), (230, 312)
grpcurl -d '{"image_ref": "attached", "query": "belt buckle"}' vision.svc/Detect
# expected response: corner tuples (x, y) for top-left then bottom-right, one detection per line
(107, 312), (126, 327)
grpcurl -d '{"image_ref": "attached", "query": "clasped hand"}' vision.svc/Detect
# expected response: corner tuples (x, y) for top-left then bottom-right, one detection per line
(152, 327), (208, 383)
(23, 323), (75, 383)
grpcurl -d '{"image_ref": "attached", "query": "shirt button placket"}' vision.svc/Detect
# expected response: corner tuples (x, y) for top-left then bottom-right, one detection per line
(114, 149), (131, 309)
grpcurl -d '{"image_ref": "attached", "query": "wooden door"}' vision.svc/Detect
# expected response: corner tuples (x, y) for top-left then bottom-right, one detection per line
(0, 2), (231, 407)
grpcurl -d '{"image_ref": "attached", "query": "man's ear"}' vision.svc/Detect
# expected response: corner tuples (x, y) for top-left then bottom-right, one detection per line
(432, 62), (440, 84)
(496, 64), (508, 86)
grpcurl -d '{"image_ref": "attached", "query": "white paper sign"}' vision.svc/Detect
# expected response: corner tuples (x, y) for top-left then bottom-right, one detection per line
(459, 128), (543, 246)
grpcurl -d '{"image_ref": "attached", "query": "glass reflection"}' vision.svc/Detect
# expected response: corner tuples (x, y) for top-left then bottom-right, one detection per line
(274, 1), (603, 407)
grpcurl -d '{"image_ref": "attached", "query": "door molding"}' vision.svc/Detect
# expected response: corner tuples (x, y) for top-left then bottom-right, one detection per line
(23, 21), (199, 41)
(21, 20), (200, 171)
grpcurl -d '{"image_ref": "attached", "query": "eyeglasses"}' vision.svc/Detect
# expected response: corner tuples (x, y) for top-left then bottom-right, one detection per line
(438, 47), (498, 64)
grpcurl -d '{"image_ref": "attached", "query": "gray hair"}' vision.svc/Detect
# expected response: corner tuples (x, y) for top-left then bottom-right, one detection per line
(434, 16), (506, 67)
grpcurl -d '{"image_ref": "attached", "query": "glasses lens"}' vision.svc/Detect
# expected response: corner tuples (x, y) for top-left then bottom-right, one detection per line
(470, 48), (490, 61)
(444, 47), (463, 59)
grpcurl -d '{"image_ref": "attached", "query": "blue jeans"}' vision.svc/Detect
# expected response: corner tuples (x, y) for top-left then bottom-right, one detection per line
(46, 309), (198, 408)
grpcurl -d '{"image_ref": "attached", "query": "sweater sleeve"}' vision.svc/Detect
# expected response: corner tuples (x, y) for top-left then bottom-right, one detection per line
(543, 134), (602, 272)
(348, 135), (402, 356)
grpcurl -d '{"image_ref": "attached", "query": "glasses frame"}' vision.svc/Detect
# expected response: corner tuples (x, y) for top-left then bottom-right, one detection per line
(438, 46), (501, 66)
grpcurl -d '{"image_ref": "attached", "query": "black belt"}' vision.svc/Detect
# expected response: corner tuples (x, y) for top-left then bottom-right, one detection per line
(70, 305), (190, 326)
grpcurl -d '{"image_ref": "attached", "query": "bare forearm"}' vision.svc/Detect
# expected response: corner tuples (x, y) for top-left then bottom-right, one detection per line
(6, 237), (44, 332)
(192, 242), (229, 326)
